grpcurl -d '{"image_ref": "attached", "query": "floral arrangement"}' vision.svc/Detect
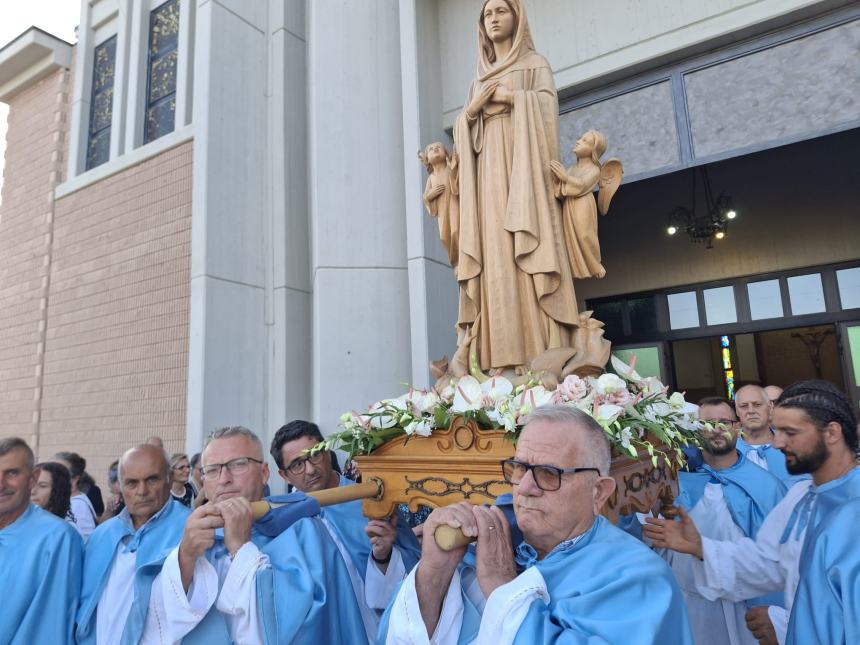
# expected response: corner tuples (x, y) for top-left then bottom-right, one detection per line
(317, 355), (703, 468)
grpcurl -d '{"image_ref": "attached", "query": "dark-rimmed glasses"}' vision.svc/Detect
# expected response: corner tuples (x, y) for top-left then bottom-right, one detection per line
(285, 451), (326, 476)
(500, 458), (600, 492)
(201, 457), (263, 481)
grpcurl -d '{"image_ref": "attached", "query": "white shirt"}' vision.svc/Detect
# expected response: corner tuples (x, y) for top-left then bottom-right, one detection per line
(385, 561), (548, 645)
(70, 493), (97, 542)
(662, 483), (758, 645)
(143, 541), (268, 644)
(94, 503), (171, 644)
(689, 480), (812, 645)
(743, 444), (770, 470)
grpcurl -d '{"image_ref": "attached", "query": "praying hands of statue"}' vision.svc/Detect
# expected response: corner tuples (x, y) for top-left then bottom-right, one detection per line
(745, 606), (778, 645)
(465, 81), (500, 120)
(642, 506), (704, 559)
(548, 159), (568, 185)
(365, 515), (399, 573)
(472, 504), (516, 599)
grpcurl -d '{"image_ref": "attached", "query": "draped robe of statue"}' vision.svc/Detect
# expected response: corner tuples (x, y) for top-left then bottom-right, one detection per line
(454, 0), (578, 372)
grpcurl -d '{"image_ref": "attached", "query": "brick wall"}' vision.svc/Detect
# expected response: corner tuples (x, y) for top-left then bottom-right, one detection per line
(0, 68), (70, 446)
(39, 141), (193, 481)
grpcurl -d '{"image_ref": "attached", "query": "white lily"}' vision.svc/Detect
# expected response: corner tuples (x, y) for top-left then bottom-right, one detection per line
(451, 376), (484, 413)
(369, 398), (407, 429)
(595, 403), (624, 424)
(481, 376), (514, 404)
(404, 418), (434, 437)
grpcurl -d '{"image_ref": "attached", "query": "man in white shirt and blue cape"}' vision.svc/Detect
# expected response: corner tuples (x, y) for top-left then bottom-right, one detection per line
(735, 385), (807, 487)
(270, 420), (421, 643)
(382, 405), (693, 644)
(76, 444), (189, 644)
(145, 425), (365, 644)
(647, 396), (787, 645)
(0, 437), (82, 644)
(644, 379), (860, 645)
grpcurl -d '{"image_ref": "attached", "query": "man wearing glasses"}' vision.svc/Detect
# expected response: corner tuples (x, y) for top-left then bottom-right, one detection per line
(270, 420), (421, 643)
(382, 405), (693, 644)
(144, 425), (362, 643)
(643, 397), (787, 645)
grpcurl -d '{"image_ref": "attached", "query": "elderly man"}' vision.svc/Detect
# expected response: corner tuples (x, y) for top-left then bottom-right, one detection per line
(650, 397), (786, 645)
(270, 420), (421, 642)
(735, 385), (804, 486)
(146, 425), (363, 644)
(0, 437), (83, 643)
(76, 443), (188, 644)
(644, 379), (860, 645)
(382, 405), (693, 644)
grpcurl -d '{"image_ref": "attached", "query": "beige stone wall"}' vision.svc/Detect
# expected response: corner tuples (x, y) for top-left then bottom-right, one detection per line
(39, 141), (193, 481)
(0, 68), (70, 446)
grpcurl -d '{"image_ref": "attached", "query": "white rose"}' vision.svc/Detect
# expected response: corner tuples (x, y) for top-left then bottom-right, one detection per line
(596, 373), (626, 394)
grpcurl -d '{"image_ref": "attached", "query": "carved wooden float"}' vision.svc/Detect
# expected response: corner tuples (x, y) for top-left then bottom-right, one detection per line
(353, 416), (679, 523)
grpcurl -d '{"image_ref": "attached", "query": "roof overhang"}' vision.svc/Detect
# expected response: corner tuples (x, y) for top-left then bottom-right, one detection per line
(0, 28), (74, 103)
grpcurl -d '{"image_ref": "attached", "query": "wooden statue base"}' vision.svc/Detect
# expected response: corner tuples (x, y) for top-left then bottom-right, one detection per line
(354, 416), (678, 522)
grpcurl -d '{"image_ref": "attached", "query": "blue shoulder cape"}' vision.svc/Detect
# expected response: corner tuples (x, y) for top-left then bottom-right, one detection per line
(379, 515), (693, 645)
(787, 496), (860, 645)
(736, 437), (809, 486)
(76, 498), (190, 645)
(0, 504), (82, 645)
(257, 515), (368, 645)
(320, 475), (421, 577)
(676, 451), (787, 539)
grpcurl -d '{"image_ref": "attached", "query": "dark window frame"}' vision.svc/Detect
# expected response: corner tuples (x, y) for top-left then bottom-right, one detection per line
(143, 0), (180, 145)
(85, 35), (117, 171)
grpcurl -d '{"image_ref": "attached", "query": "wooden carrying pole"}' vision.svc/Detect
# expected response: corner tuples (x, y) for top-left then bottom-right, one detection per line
(250, 478), (472, 551)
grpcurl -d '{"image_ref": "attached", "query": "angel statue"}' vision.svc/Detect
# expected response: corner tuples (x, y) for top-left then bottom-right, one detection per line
(418, 142), (460, 270)
(550, 130), (623, 279)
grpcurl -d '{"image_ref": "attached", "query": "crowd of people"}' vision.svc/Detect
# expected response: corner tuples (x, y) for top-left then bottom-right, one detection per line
(0, 379), (857, 644)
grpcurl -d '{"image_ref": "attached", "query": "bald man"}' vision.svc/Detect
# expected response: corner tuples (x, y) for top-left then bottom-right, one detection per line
(76, 444), (190, 644)
(764, 386), (783, 403)
(735, 385), (806, 486)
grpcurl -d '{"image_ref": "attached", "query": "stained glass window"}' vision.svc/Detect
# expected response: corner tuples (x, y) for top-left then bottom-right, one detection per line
(144, 0), (180, 144)
(721, 335), (735, 399)
(86, 36), (117, 170)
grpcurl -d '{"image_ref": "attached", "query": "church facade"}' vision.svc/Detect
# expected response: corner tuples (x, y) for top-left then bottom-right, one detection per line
(0, 0), (857, 482)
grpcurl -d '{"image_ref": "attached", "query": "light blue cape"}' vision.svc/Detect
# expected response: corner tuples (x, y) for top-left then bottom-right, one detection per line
(76, 498), (190, 645)
(736, 436), (809, 486)
(0, 504), (83, 644)
(787, 496), (860, 645)
(378, 515), (694, 644)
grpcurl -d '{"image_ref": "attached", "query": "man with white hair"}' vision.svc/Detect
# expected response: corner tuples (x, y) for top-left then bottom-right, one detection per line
(382, 405), (693, 644)
(735, 385), (804, 486)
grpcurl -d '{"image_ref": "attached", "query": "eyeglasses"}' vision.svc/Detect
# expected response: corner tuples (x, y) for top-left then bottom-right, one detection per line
(705, 419), (741, 430)
(500, 458), (600, 492)
(200, 457), (263, 481)
(284, 451), (326, 476)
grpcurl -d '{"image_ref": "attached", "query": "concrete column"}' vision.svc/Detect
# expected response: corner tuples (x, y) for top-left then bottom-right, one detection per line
(266, 0), (311, 444)
(185, 0), (268, 451)
(307, 0), (413, 433)
(399, 0), (459, 388)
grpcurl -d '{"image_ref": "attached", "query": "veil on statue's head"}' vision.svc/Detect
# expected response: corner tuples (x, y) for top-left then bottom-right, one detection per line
(477, 0), (535, 81)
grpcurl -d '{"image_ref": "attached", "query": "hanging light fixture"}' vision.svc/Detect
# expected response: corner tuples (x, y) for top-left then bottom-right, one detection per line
(666, 166), (737, 249)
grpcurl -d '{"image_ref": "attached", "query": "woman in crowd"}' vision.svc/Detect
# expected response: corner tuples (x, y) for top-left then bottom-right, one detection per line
(170, 453), (196, 507)
(30, 461), (73, 521)
(53, 451), (97, 542)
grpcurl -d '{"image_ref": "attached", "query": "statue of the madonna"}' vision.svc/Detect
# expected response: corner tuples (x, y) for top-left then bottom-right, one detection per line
(453, 0), (580, 375)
